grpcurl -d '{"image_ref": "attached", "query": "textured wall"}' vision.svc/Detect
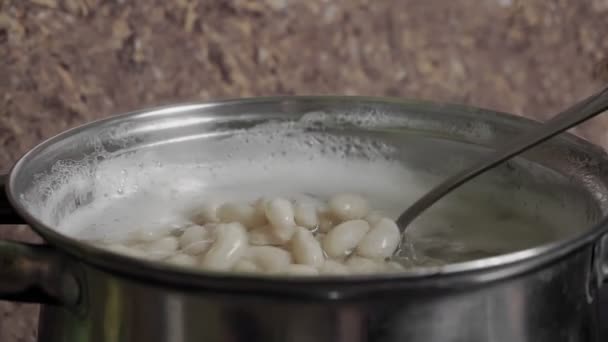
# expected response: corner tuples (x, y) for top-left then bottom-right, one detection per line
(1, 0), (608, 340)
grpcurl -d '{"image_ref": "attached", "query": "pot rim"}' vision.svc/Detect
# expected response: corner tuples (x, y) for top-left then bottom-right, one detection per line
(7, 95), (608, 293)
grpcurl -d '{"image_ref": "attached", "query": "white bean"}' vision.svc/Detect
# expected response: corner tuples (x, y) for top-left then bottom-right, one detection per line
(180, 224), (215, 255)
(385, 261), (405, 272)
(128, 229), (166, 243)
(218, 202), (266, 228)
(200, 222), (248, 271)
(181, 240), (213, 255)
(166, 254), (198, 267)
(356, 218), (401, 258)
(317, 211), (336, 233)
(136, 237), (178, 260)
(328, 193), (369, 221)
(364, 211), (386, 226)
(265, 198), (296, 240)
(179, 225), (208, 248)
(132, 249), (168, 260)
(247, 246), (292, 273)
(93, 191), (411, 276)
(193, 200), (222, 224)
(104, 244), (145, 258)
(102, 243), (129, 254)
(253, 197), (269, 216)
(291, 227), (324, 267)
(284, 264), (319, 276)
(322, 219), (370, 258)
(144, 236), (179, 253)
(249, 226), (283, 246)
(233, 259), (259, 273)
(345, 256), (383, 274)
(269, 222), (296, 244)
(315, 232), (326, 243)
(319, 260), (350, 275)
(294, 202), (319, 230)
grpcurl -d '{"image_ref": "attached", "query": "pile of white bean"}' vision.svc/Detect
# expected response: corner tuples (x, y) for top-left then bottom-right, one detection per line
(94, 193), (408, 276)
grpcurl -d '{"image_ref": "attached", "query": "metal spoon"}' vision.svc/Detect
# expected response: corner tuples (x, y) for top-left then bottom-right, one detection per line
(396, 85), (608, 233)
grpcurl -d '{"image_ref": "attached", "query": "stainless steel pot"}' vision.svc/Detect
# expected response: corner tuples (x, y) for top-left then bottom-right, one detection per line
(1, 97), (608, 342)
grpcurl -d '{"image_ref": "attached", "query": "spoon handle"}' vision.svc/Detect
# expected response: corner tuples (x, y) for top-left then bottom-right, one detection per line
(397, 85), (608, 231)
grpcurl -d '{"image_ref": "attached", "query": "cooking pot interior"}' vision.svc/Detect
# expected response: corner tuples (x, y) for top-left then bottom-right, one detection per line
(10, 98), (608, 265)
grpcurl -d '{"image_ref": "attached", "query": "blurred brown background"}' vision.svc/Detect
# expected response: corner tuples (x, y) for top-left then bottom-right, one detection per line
(1, 0), (608, 340)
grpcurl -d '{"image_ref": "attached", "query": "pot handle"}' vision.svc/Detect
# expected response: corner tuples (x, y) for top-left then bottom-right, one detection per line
(0, 242), (80, 305)
(0, 173), (80, 305)
(0, 173), (25, 224)
(596, 230), (608, 286)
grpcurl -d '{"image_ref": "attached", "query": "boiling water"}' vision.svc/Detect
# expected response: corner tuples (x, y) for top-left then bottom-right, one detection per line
(55, 154), (557, 265)
(22, 109), (563, 267)
(56, 156), (420, 240)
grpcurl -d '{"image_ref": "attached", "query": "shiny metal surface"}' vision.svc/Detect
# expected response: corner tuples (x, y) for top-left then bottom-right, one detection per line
(0, 97), (607, 341)
(397, 85), (608, 233)
(36, 247), (601, 342)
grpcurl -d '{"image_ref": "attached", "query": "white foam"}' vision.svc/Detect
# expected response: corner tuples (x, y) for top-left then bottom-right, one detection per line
(56, 156), (426, 242)
(22, 111), (417, 240)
